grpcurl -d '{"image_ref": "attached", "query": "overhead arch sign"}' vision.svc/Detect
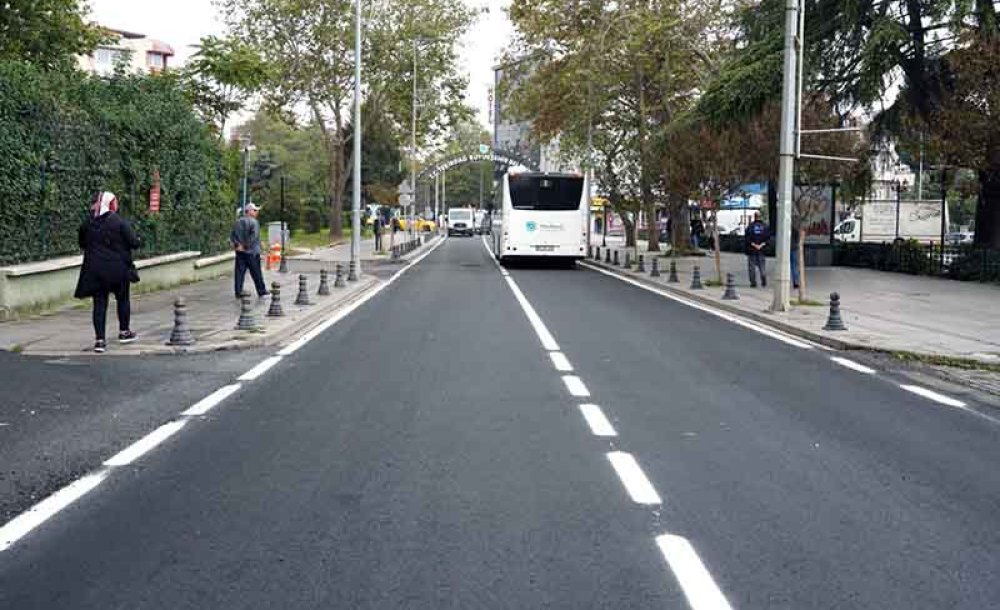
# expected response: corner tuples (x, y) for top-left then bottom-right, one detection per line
(418, 148), (539, 181)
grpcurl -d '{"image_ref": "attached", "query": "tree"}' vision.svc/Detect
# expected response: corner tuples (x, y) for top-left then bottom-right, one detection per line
(219, 0), (474, 240)
(0, 0), (106, 69)
(182, 36), (271, 138)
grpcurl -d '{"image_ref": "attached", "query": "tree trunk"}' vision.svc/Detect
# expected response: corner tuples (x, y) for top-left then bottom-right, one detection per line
(327, 146), (344, 241)
(974, 158), (1000, 248)
(636, 62), (659, 252)
(672, 199), (690, 254)
(622, 214), (637, 247)
(797, 228), (807, 302)
(711, 210), (722, 283)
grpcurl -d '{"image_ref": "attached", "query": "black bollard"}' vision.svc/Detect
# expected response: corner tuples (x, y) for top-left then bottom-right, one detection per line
(624, 251), (632, 269)
(722, 272), (739, 300)
(294, 274), (312, 306)
(236, 291), (259, 330)
(317, 269), (331, 296)
(588, 245), (593, 259)
(637, 255), (645, 273)
(823, 292), (848, 331)
(668, 260), (679, 283)
(690, 265), (704, 290)
(167, 297), (195, 346)
(605, 248), (611, 264)
(613, 250), (620, 266)
(267, 282), (285, 317)
(594, 246), (601, 261)
(348, 259), (359, 282)
(650, 257), (660, 277)
(334, 263), (347, 288)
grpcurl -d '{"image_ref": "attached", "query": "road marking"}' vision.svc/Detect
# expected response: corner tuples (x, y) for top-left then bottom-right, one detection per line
(900, 384), (967, 408)
(481, 236), (510, 276)
(562, 375), (591, 397)
(579, 404), (617, 437)
(656, 534), (734, 610)
(550, 351), (573, 372)
(0, 470), (109, 552)
(830, 356), (876, 374)
(182, 384), (242, 417)
(504, 276), (561, 351)
(238, 356), (283, 381)
(579, 261), (816, 350)
(278, 235), (447, 356)
(103, 420), (187, 467)
(606, 452), (662, 504)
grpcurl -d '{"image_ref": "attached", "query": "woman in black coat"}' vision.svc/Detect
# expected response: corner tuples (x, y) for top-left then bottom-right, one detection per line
(74, 191), (141, 353)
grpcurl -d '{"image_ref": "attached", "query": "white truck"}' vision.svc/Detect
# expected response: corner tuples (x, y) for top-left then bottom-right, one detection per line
(834, 200), (948, 243)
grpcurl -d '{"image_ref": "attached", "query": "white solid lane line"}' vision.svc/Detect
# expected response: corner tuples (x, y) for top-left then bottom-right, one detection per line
(238, 356), (283, 381)
(579, 404), (617, 437)
(606, 452), (662, 505)
(656, 534), (734, 610)
(504, 276), (561, 351)
(0, 470), (109, 552)
(579, 261), (815, 350)
(278, 235), (448, 357)
(182, 384), (242, 416)
(562, 375), (591, 397)
(103, 420), (188, 467)
(900, 384), (967, 408)
(830, 356), (876, 374)
(550, 351), (574, 372)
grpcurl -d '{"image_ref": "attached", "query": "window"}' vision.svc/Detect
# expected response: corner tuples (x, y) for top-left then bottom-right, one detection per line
(509, 175), (584, 211)
(95, 48), (113, 65)
(147, 52), (164, 69)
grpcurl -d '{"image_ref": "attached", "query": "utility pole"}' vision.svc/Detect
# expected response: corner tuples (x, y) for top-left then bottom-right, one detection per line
(411, 38), (418, 242)
(350, 0), (362, 280)
(771, 0), (800, 312)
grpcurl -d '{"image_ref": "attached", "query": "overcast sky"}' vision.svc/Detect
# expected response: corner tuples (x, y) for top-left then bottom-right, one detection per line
(86, 0), (512, 129)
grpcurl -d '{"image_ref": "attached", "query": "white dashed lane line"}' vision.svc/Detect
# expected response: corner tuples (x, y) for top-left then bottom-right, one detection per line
(562, 375), (591, 397)
(103, 420), (188, 467)
(606, 452), (662, 505)
(549, 351), (573, 372)
(657, 534), (735, 610)
(0, 471), (109, 552)
(578, 404), (617, 437)
(182, 384), (242, 417)
(830, 356), (876, 374)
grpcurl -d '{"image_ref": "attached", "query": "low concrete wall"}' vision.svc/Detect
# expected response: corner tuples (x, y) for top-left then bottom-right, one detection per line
(0, 251), (229, 321)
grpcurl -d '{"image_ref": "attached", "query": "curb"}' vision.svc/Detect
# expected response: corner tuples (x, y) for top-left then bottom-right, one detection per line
(579, 258), (1000, 370)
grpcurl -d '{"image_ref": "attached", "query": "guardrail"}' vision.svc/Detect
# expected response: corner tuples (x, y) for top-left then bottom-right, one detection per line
(834, 242), (1000, 282)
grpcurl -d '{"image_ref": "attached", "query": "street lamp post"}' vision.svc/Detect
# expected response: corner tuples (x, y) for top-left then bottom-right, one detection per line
(771, 0), (800, 312)
(279, 175), (288, 273)
(892, 179), (908, 240)
(602, 203), (608, 247)
(350, 0), (362, 280)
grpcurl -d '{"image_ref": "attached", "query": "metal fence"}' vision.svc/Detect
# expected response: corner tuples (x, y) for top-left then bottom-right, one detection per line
(834, 242), (1000, 282)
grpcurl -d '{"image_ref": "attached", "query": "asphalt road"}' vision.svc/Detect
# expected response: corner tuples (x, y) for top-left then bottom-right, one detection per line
(1, 236), (998, 609)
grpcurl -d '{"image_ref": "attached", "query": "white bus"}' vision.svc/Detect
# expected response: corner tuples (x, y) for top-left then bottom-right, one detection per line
(490, 171), (589, 263)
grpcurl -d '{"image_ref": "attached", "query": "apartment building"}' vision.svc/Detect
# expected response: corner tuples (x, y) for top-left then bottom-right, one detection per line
(77, 28), (175, 76)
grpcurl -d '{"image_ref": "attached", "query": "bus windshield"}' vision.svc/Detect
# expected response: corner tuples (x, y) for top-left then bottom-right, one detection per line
(509, 175), (583, 211)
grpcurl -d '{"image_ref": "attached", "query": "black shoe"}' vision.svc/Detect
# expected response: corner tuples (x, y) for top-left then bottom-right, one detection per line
(94, 340), (107, 353)
(762, 278), (767, 287)
(118, 330), (137, 344)
(749, 283), (757, 288)
(257, 291), (270, 298)
(793, 284), (800, 289)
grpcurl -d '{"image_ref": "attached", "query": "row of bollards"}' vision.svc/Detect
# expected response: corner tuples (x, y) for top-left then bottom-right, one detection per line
(593, 248), (847, 331)
(390, 237), (423, 261)
(167, 266), (356, 346)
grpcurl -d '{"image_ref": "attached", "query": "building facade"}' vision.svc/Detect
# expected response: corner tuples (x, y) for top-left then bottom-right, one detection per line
(78, 29), (175, 76)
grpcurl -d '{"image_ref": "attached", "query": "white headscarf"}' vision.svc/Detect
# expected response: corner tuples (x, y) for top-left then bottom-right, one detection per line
(92, 191), (118, 218)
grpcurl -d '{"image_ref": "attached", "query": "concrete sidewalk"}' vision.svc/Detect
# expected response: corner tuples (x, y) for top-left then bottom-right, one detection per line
(587, 238), (1000, 365)
(0, 234), (439, 357)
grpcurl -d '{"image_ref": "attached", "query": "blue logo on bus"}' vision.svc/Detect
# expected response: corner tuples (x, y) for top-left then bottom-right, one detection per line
(526, 221), (537, 232)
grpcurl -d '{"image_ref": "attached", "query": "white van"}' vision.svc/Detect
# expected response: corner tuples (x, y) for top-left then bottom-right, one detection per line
(447, 208), (474, 237)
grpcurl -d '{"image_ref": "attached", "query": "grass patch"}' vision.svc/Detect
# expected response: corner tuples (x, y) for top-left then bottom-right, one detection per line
(888, 350), (1000, 372)
(791, 298), (823, 306)
(703, 279), (723, 287)
(10, 344), (23, 353)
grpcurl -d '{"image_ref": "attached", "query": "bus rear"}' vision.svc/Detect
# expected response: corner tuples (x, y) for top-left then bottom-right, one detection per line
(495, 172), (589, 262)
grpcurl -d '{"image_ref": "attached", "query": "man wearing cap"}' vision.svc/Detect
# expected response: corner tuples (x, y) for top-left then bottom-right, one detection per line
(230, 203), (269, 298)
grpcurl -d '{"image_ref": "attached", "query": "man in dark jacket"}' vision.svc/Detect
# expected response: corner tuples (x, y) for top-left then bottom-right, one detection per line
(231, 203), (268, 298)
(74, 191), (141, 352)
(745, 212), (770, 287)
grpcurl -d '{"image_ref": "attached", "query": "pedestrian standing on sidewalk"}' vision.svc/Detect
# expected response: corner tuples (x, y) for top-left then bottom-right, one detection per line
(373, 209), (384, 252)
(230, 202), (269, 298)
(74, 191), (141, 353)
(745, 211), (770, 287)
(690, 214), (704, 249)
(790, 220), (801, 290)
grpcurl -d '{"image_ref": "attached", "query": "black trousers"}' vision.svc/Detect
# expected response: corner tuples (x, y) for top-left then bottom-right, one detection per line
(93, 284), (130, 340)
(235, 251), (267, 297)
(374, 227), (382, 251)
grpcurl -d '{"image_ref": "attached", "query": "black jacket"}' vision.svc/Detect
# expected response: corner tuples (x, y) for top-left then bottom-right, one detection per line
(74, 212), (141, 298)
(744, 220), (770, 254)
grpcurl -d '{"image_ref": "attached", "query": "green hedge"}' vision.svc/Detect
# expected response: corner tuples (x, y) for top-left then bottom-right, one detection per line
(0, 61), (235, 265)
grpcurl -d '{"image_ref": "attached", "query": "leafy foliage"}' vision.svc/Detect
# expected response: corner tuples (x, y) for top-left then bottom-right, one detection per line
(0, 0), (106, 70)
(0, 62), (235, 265)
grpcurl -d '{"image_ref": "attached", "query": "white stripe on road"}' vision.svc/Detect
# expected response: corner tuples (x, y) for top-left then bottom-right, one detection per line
(579, 404), (617, 437)
(481, 236), (510, 276)
(900, 385), (967, 408)
(607, 452), (662, 505)
(562, 375), (591, 397)
(656, 534), (734, 610)
(504, 276), (561, 351)
(0, 470), (109, 552)
(830, 356), (876, 375)
(103, 420), (188, 467)
(579, 261), (815, 350)
(238, 356), (283, 381)
(550, 352), (574, 372)
(182, 384), (242, 416)
(278, 235), (448, 356)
